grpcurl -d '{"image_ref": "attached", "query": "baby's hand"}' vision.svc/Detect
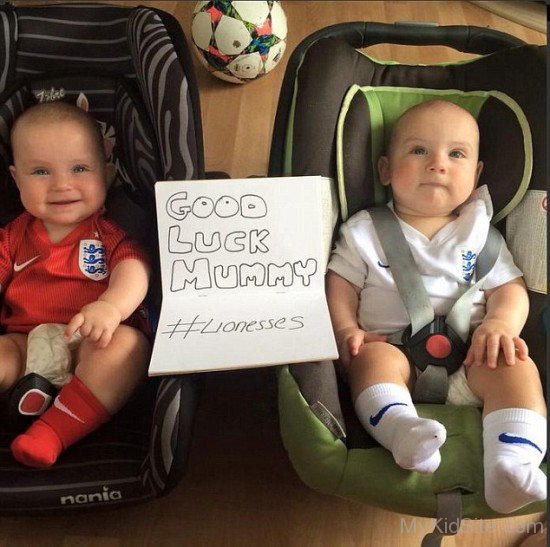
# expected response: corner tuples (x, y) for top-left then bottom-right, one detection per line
(463, 318), (528, 369)
(335, 326), (387, 369)
(65, 301), (123, 349)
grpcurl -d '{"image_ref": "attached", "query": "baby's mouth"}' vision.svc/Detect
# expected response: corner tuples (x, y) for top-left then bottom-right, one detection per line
(421, 182), (446, 187)
(49, 200), (79, 205)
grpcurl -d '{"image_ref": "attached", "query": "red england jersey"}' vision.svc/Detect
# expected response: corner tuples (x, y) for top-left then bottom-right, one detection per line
(0, 211), (149, 333)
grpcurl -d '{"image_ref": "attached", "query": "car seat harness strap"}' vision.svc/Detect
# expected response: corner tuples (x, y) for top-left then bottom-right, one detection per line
(368, 207), (503, 403)
(420, 489), (464, 547)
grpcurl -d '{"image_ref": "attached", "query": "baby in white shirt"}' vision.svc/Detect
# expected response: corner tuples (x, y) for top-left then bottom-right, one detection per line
(326, 99), (546, 514)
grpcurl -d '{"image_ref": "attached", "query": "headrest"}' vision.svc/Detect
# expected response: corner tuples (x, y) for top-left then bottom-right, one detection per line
(0, 4), (202, 182)
(336, 86), (532, 222)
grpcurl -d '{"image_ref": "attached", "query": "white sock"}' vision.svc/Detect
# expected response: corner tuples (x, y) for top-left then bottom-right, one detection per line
(354, 383), (446, 473)
(483, 408), (547, 513)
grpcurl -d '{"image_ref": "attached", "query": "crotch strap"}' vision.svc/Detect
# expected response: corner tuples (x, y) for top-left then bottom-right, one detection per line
(368, 207), (504, 403)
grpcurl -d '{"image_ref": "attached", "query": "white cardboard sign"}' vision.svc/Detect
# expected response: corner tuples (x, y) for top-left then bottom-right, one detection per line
(149, 176), (338, 375)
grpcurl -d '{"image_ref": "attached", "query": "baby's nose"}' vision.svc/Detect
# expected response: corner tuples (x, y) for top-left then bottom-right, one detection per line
(427, 155), (447, 172)
(51, 173), (72, 189)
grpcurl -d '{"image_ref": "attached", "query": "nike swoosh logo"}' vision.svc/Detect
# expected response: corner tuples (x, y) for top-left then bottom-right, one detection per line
(53, 396), (84, 423)
(498, 433), (543, 453)
(14, 255), (40, 272)
(369, 402), (407, 426)
(377, 260), (390, 268)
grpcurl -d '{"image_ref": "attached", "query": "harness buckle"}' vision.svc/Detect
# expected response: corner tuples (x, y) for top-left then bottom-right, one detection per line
(401, 315), (468, 375)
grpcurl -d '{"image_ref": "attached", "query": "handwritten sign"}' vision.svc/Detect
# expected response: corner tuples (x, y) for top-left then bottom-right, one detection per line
(149, 176), (339, 374)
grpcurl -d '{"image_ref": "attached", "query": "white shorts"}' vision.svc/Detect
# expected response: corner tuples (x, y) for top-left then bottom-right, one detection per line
(415, 364), (482, 407)
(446, 365), (482, 406)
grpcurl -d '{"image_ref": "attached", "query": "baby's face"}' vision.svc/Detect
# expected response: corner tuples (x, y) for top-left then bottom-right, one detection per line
(9, 119), (109, 235)
(378, 102), (483, 219)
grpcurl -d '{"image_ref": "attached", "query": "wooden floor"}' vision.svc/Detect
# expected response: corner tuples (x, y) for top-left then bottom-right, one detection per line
(3, 1), (548, 546)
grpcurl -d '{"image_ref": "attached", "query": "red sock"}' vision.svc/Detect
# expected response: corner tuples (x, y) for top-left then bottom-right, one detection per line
(10, 375), (110, 468)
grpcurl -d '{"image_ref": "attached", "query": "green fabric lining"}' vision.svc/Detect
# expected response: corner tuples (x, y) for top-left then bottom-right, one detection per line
(277, 365), (348, 494)
(362, 89), (386, 206)
(359, 50), (487, 67)
(283, 80), (298, 176)
(358, 50), (401, 66)
(487, 91), (533, 223)
(336, 84), (359, 221)
(279, 364), (547, 518)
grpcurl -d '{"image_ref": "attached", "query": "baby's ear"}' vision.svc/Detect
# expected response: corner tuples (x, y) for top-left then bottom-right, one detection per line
(8, 165), (19, 187)
(103, 136), (114, 160)
(104, 162), (116, 189)
(475, 160), (484, 185)
(102, 137), (116, 189)
(377, 156), (391, 186)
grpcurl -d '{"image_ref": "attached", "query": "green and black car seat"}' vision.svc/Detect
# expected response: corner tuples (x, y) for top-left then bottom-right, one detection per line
(0, 2), (204, 512)
(269, 22), (546, 545)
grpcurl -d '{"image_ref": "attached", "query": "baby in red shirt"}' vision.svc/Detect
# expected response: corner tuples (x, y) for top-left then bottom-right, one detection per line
(1, 101), (151, 468)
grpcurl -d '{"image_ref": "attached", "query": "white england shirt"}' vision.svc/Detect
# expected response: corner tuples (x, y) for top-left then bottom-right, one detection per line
(327, 185), (522, 335)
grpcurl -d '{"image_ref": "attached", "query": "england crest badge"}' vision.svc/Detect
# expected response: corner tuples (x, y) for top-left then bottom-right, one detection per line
(79, 239), (108, 280)
(459, 248), (477, 283)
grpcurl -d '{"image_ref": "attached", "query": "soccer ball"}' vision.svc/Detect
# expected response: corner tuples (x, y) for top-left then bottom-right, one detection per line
(191, 1), (287, 84)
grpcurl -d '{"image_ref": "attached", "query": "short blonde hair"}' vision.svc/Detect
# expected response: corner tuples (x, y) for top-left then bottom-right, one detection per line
(11, 101), (106, 161)
(387, 99), (479, 156)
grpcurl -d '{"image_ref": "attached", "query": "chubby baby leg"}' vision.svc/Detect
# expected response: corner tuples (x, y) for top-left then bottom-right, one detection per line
(11, 325), (150, 468)
(349, 342), (446, 474)
(0, 333), (27, 392)
(73, 324), (151, 413)
(11, 324), (81, 416)
(467, 356), (547, 513)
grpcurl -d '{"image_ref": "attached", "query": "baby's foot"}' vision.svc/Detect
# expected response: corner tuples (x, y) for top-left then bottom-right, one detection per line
(485, 457), (547, 513)
(11, 420), (63, 468)
(484, 408), (547, 513)
(393, 417), (447, 473)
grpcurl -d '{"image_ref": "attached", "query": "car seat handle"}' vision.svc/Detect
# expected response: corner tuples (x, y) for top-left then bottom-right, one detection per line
(306, 22), (526, 55)
(267, 20), (527, 178)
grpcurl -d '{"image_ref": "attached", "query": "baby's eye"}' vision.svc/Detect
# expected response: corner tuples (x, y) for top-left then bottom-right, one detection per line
(32, 168), (48, 176)
(72, 165), (88, 173)
(411, 146), (427, 155)
(449, 150), (465, 159)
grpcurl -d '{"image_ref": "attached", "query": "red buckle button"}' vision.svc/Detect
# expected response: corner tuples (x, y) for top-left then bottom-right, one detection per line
(425, 334), (452, 359)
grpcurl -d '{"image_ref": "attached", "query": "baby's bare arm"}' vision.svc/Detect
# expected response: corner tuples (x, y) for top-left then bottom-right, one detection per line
(66, 258), (150, 347)
(326, 270), (361, 333)
(464, 277), (529, 368)
(326, 271), (386, 368)
(97, 258), (150, 320)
